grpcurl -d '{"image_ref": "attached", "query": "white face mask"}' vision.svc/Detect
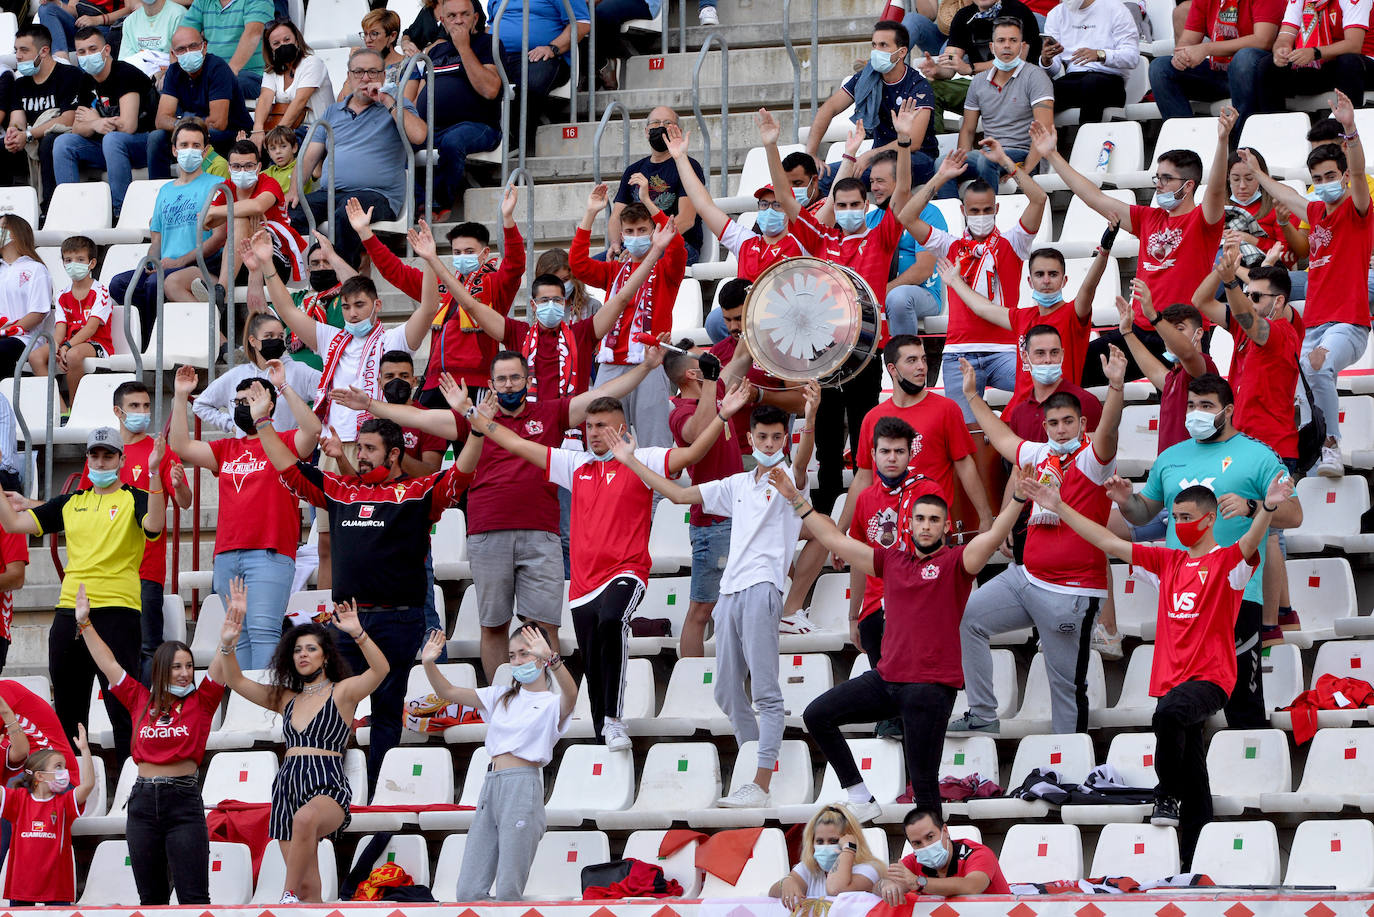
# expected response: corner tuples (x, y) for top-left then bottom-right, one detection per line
(1047, 435), (1081, 455)
(1184, 408), (1223, 441)
(965, 213), (996, 237)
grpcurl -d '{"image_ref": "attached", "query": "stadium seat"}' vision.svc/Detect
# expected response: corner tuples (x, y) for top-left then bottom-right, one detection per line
(939, 735), (1000, 817)
(394, 662), (476, 744)
(1276, 557), (1358, 648)
(286, 588), (332, 625)
(568, 657), (656, 737)
(0, 185), (39, 227)
(202, 750), (279, 806)
(1236, 112), (1315, 179)
(198, 842), (253, 905)
(105, 301), (219, 370)
(633, 575), (691, 655)
(1141, 0), (1177, 54)
(190, 592), (226, 666)
(1036, 121), (1145, 192)
(649, 498), (691, 572)
(598, 742), (722, 829)
(1338, 396), (1374, 469)
(545, 743), (637, 826)
(77, 839), (139, 905)
(105, 179), (171, 243)
(796, 571), (855, 652)
(349, 746), (454, 831)
(36, 182), (112, 246)
(967, 733), (1095, 819)
(8, 673), (50, 700)
(253, 840), (338, 903)
(1116, 118), (1221, 188)
(80, 304), (142, 374)
(51, 372), (131, 444)
(420, 748), (490, 832)
(1191, 821), (1281, 886)
(993, 193), (1053, 248)
(1000, 651), (1106, 738)
(1285, 476), (1374, 553)
(74, 757), (137, 835)
(671, 277), (704, 335)
(1062, 732), (1155, 825)
(349, 834), (430, 886)
(344, 747), (368, 806)
(12, 375), (61, 444)
(772, 653), (834, 729)
(1261, 728), (1374, 813)
(1284, 819), (1374, 890)
(794, 739), (904, 823)
(1272, 641), (1374, 730)
(431, 833), (467, 901)
(1093, 645), (1155, 728)
(998, 824), (1084, 883)
(205, 669), (282, 749)
(524, 831), (611, 899)
(1207, 729), (1292, 816)
(78, 755), (107, 819)
(1257, 643), (1304, 721)
(1014, 257), (1121, 327)
(690, 738), (815, 828)
(100, 242), (149, 284)
(432, 508), (470, 581)
(655, 656), (730, 735)
(949, 648), (1020, 726)
(698, 826), (789, 896)
(1053, 190), (1139, 259)
(1115, 407), (1161, 480)
(303, 0), (368, 47)
(1089, 824), (1179, 881)
(88, 681), (114, 747)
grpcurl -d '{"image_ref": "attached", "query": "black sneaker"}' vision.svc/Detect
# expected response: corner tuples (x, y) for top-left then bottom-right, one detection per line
(1151, 796), (1180, 827)
(876, 718), (904, 742)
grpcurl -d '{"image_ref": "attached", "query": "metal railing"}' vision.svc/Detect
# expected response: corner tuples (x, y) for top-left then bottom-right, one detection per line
(692, 32), (729, 198)
(593, 101), (631, 226)
(782, 0), (823, 142)
(490, 0), (581, 181)
(398, 51), (436, 242)
(294, 118), (336, 246)
(12, 319), (58, 500)
(195, 189), (235, 391)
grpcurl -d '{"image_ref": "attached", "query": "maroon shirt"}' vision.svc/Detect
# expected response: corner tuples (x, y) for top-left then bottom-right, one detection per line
(1005, 380), (1103, 442)
(709, 335), (782, 451)
(452, 398), (572, 534)
(872, 544), (975, 686)
(669, 395), (744, 526)
(1159, 355), (1219, 454)
(504, 315), (599, 397)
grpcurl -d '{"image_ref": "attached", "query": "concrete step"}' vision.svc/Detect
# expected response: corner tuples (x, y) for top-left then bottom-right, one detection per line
(622, 40), (865, 91)
(599, 75), (835, 117)
(642, 8), (883, 51)
(532, 110), (800, 165)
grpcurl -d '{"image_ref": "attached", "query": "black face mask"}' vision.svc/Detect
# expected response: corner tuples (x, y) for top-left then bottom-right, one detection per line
(382, 378), (413, 405)
(309, 269), (338, 293)
(876, 468), (907, 489)
(258, 338), (286, 361)
(647, 126), (669, 153)
(897, 376), (925, 396)
(271, 43), (299, 69)
(234, 404), (258, 434)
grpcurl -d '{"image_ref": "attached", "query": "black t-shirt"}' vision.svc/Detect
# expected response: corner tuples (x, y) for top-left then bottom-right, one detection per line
(404, 7), (446, 50)
(12, 62), (91, 123)
(81, 60), (157, 135)
(417, 38), (499, 130)
(0, 71), (13, 130)
(614, 154), (706, 251)
(947, 0), (1042, 66)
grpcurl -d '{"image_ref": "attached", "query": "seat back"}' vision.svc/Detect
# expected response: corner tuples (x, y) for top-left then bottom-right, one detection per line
(999, 824), (1083, 883)
(1191, 821), (1281, 886)
(1103, 732), (1158, 787)
(1285, 819), (1374, 889)
(940, 735), (1000, 786)
(1151, 118), (1222, 181)
(815, 739), (906, 803)
(1289, 476), (1371, 543)
(349, 834), (431, 886)
(202, 751), (279, 806)
(43, 183), (112, 232)
(1261, 643), (1304, 712)
(1236, 112), (1314, 178)
(778, 653), (833, 718)
(371, 747), (455, 805)
(1005, 733), (1097, 787)
(699, 827), (788, 896)
(631, 742), (722, 812)
(724, 739), (814, 807)
(253, 840), (337, 903)
(204, 842), (254, 905)
(623, 829), (704, 897)
(1066, 121), (1145, 180)
(77, 840), (138, 905)
(547, 744), (637, 814)
(1294, 728), (1374, 794)
(524, 831), (612, 899)
(1089, 824), (1180, 879)
(1205, 729), (1291, 803)
(1291, 559), (1359, 637)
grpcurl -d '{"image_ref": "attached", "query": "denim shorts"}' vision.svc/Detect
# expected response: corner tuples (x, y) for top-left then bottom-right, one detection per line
(689, 518), (732, 603)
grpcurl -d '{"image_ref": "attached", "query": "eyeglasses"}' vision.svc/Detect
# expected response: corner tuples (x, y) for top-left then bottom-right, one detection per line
(1150, 173), (1185, 189)
(646, 119), (677, 129)
(533, 296), (565, 306)
(757, 200), (785, 212)
(232, 398), (251, 407)
(348, 67), (385, 78)
(491, 373), (526, 385)
(358, 29), (392, 40)
(171, 42), (203, 54)
(1245, 290), (1277, 303)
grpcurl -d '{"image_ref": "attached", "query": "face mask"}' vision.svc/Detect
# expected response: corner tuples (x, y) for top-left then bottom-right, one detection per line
(992, 55), (1019, 71)
(966, 213), (996, 237)
(176, 148), (204, 174)
(258, 338), (286, 361)
(0, 230), (12, 248)
(89, 467), (120, 488)
(536, 302), (565, 328)
(1313, 180), (1346, 204)
(876, 468), (906, 489)
(647, 125), (669, 153)
(1028, 362), (1062, 385)
(1162, 349), (1178, 363)
(234, 404), (258, 435)
(1030, 289), (1063, 308)
(897, 376), (924, 396)
(452, 253), (481, 275)
(1048, 435), (1081, 455)
(1155, 189), (1183, 211)
(359, 462), (391, 484)
(755, 207), (786, 236)
(166, 682), (195, 698)
(1174, 512), (1213, 548)
(793, 186), (810, 206)
(309, 269), (338, 293)
(1231, 189), (1261, 206)
(813, 844), (841, 872)
(64, 261), (91, 280)
(913, 838), (950, 870)
(753, 449), (785, 468)
(123, 412), (151, 434)
(46, 769), (70, 793)
(497, 388), (527, 410)
(869, 48), (896, 73)
(16, 59), (37, 78)
(178, 49), (204, 72)
(230, 169), (258, 190)
(77, 52), (104, 75)
(511, 660), (542, 684)
(382, 378), (412, 405)
(591, 446), (617, 462)
(345, 316), (374, 338)
(836, 209), (867, 233)
(623, 234), (652, 258)
(270, 43), (299, 69)
(1185, 408), (1224, 441)
(563, 279), (575, 298)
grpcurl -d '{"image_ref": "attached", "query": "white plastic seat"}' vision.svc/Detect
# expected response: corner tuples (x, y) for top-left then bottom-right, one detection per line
(99, 242), (149, 284)
(78, 754), (107, 819)
(967, 733), (1096, 820)
(772, 653), (834, 729)
(349, 834), (431, 886)
(991, 193), (1053, 247)
(431, 833), (467, 901)
(201, 842), (253, 905)
(201, 750), (279, 806)
(598, 742), (722, 829)
(1115, 117), (1221, 188)
(725, 144), (806, 206)
(82, 305), (143, 375)
(938, 734), (999, 817)
(631, 576), (691, 655)
(949, 648), (1019, 725)
(649, 498), (691, 572)
(50, 372), (132, 444)
(8, 674), (51, 701)
(1093, 645), (1155, 728)
(1191, 821), (1281, 885)
(698, 826), (789, 896)
(76, 839), (139, 905)
(36, 182), (112, 245)
(1062, 733), (1156, 825)
(1037, 121), (1145, 192)
(1115, 406), (1161, 479)
(13, 375), (61, 443)
(1206, 728), (1292, 816)
(74, 757), (137, 835)
(1274, 557), (1357, 648)
(1285, 476), (1374, 553)
(432, 508), (469, 581)
(524, 831), (611, 899)
(654, 656), (729, 735)
(998, 824), (1083, 883)
(190, 592), (226, 666)
(253, 840), (337, 903)
(205, 669), (281, 749)
(1285, 819), (1374, 889)
(1000, 651), (1106, 738)
(568, 657), (656, 737)
(690, 739), (815, 828)
(788, 739), (903, 824)
(303, 0), (369, 47)
(622, 829), (704, 897)
(104, 302), (218, 371)
(348, 746), (454, 831)
(1236, 112), (1315, 179)
(1053, 190), (1139, 259)
(1015, 257), (1121, 327)
(1261, 728), (1374, 813)
(106, 179), (171, 242)
(794, 571), (854, 652)
(419, 748), (490, 832)
(545, 744), (636, 826)
(0, 185), (38, 227)
(671, 277), (703, 335)
(1260, 643), (1304, 720)
(1089, 824), (1179, 880)
(1273, 641), (1374, 730)
(392, 662), (475, 744)
(1338, 395), (1374, 469)
(88, 680), (115, 747)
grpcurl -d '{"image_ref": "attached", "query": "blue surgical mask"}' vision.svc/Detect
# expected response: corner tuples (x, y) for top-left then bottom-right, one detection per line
(1048, 435), (1081, 455)
(16, 59), (37, 78)
(452, 253), (481, 275)
(835, 209), (867, 233)
(89, 468), (120, 488)
(123, 412), (151, 434)
(1231, 190), (1261, 206)
(755, 207), (786, 236)
(1313, 180), (1346, 204)
(1030, 289), (1063, 307)
(753, 449), (785, 468)
(177, 49), (204, 73)
(167, 682), (195, 698)
(792, 186), (810, 206)
(1185, 408), (1223, 441)
(535, 303), (565, 329)
(496, 388), (526, 410)
(1155, 189), (1183, 211)
(77, 52), (104, 75)
(622, 234), (652, 258)
(992, 56), (1019, 71)
(1028, 362), (1062, 385)
(913, 838), (950, 870)
(591, 448), (616, 462)
(344, 316), (374, 337)
(63, 261), (90, 280)
(563, 280), (575, 298)
(176, 148), (204, 174)
(510, 661), (542, 684)
(1162, 349), (1178, 363)
(813, 844), (841, 872)
(869, 48), (896, 73)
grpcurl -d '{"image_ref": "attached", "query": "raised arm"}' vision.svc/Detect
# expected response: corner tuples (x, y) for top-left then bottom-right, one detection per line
(1114, 291), (1168, 390)
(936, 257), (1011, 328)
(768, 465), (875, 577)
(1094, 344), (1128, 459)
(664, 125), (730, 240)
(1215, 240), (1267, 344)
(140, 438), (167, 536)
(337, 384), (460, 440)
(404, 224), (446, 351)
(962, 471), (1033, 573)
(264, 359), (321, 446)
(471, 405), (550, 470)
(760, 109), (802, 223)
(1331, 90), (1369, 214)
(73, 725), (95, 808)
(419, 630), (481, 706)
(1074, 223), (1117, 319)
(985, 138), (1048, 231)
(791, 382), (821, 490)
(610, 431), (702, 504)
(1202, 107), (1236, 224)
(332, 600), (391, 705)
(1240, 473), (1294, 557)
(1238, 147), (1309, 216)
(214, 578), (285, 711)
(74, 585), (127, 685)
(1133, 278), (1207, 379)
(1030, 122), (1134, 229)
(245, 387), (300, 472)
(170, 366), (217, 469)
(958, 357), (1023, 461)
(1022, 477), (1134, 561)
(665, 380), (753, 474)
(245, 232), (317, 344)
(899, 152), (967, 240)
(568, 340), (668, 424)
(593, 223), (676, 339)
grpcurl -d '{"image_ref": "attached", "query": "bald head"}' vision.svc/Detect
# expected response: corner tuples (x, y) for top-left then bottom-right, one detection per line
(171, 26), (205, 68)
(646, 106), (679, 153)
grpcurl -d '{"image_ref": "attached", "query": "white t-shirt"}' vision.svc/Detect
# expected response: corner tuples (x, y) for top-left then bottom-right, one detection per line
(475, 684), (568, 766)
(791, 861), (880, 898)
(0, 256), (52, 344)
(699, 466), (805, 595)
(263, 55), (336, 127)
(313, 322), (411, 440)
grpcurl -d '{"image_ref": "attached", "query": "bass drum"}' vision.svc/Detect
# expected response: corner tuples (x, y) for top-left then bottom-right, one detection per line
(742, 256), (880, 387)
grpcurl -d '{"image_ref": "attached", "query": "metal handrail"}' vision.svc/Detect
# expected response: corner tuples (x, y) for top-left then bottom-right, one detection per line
(397, 51), (436, 242)
(659, 0), (667, 58)
(123, 257), (162, 420)
(592, 101), (631, 226)
(12, 318), (57, 500)
(294, 117), (336, 246)
(195, 188), (234, 396)
(810, 0), (820, 120)
(692, 32), (729, 197)
(587, 0), (596, 121)
(505, 168), (536, 291)
(782, 0), (802, 144)
(490, 0), (524, 182)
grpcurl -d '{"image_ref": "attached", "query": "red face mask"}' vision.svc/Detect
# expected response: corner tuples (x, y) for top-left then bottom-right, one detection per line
(359, 463), (391, 485)
(1174, 512), (1214, 548)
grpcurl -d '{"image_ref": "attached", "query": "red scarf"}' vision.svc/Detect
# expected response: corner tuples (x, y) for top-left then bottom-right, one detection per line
(598, 256), (659, 364)
(894, 471), (940, 552)
(957, 227), (1005, 302)
(433, 260), (497, 329)
(522, 321), (578, 402)
(1209, 0), (1241, 68)
(1027, 437), (1091, 526)
(314, 322), (386, 433)
(1297, 0), (1337, 66)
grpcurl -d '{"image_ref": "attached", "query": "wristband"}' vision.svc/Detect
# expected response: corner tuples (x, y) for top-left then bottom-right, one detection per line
(355, 632), (370, 645)
(254, 416), (272, 427)
(716, 411), (728, 424)
(1121, 327), (1135, 337)
(799, 507), (814, 520)
(1149, 313), (1166, 326)
(1247, 498), (1258, 518)
(1012, 495), (1027, 503)
(1313, 46), (1324, 60)
(842, 153), (856, 163)
(1222, 277), (1241, 290)
(1109, 384), (1124, 392)
(548, 654), (563, 670)
(1263, 502), (1278, 512)
(219, 643), (235, 655)
(896, 138), (912, 148)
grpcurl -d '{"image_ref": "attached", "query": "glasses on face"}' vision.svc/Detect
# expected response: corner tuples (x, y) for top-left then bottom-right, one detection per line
(233, 398), (251, 407)
(1151, 173), (1185, 189)
(172, 42), (203, 54)
(757, 200), (785, 212)
(533, 296), (565, 306)
(646, 119), (676, 129)
(1246, 290), (1277, 303)
(491, 373), (526, 386)
(359, 29), (391, 40)
(348, 67), (385, 78)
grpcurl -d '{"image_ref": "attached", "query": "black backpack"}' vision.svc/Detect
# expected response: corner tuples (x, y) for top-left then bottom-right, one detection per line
(1295, 371), (1327, 475)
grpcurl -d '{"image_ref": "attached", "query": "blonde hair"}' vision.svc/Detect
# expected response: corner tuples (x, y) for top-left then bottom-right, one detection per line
(800, 805), (885, 875)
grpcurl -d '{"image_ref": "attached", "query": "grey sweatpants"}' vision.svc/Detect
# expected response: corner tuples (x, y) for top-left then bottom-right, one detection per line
(713, 581), (784, 770)
(595, 360), (673, 448)
(455, 765), (546, 901)
(960, 564), (1100, 734)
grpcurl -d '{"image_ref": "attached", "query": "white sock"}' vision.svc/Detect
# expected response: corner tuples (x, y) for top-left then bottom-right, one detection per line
(846, 783), (873, 804)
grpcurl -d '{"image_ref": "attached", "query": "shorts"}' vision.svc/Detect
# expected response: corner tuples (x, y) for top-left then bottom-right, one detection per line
(315, 442), (360, 534)
(1127, 507), (1169, 542)
(270, 753), (352, 840)
(688, 518), (731, 603)
(469, 529), (564, 627)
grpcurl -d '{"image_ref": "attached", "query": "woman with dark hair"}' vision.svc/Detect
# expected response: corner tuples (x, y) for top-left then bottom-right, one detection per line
(253, 18), (335, 137)
(0, 213), (54, 380)
(421, 624), (575, 901)
(1225, 148), (1298, 268)
(218, 593), (389, 904)
(192, 312), (321, 435)
(76, 579), (234, 904)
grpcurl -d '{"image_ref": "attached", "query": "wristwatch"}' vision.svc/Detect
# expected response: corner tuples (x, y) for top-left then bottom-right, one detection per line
(1314, 47), (1324, 60)
(1246, 498), (1258, 518)
(1096, 49), (1106, 61)
(1223, 277), (1242, 289)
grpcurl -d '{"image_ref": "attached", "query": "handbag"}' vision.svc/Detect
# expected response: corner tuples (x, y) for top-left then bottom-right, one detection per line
(1295, 369), (1326, 474)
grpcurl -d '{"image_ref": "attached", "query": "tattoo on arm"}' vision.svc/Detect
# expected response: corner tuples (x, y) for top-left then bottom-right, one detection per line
(1236, 312), (1255, 329)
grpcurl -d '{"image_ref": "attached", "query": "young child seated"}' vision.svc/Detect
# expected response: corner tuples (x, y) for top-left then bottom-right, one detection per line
(29, 235), (113, 403)
(263, 125), (311, 196)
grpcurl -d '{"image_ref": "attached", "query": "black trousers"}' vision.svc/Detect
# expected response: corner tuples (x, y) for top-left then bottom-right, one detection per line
(1152, 679), (1228, 870)
(814, 358), (883, 513)
(1226, 599), (1266, 728)
(126, 777), (211, 905)
(803, 670), (956, 809)
(858, 610), (884, 668)
(571, 575), (644, 738)
(1259, 54), (1374, 115)
(1082, 325), (1170, 387)
(49, 606), (140, 762)
(0, 336), (26, 381)
(1053, 71), (1127, 125)
(140, 577), (164, 685)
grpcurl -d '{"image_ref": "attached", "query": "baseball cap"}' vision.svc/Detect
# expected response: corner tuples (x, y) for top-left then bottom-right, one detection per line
(753, 184), (777, 200)
(86, 427), (124, 455)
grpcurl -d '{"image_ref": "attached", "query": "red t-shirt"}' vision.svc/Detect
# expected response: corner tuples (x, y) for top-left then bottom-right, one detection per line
(1186, 0), (1285, 47)
(402, 426), (447, 463)
(1133, 541), (1256, 696)
(208, 437), (302, 558)
(1158, 354), (1219, 454)
(212, 177), (307, 279)
(856, 395), (976, 507)
(58, 283), (114, 352)
(1016, 438), (1114, 594)
(1007, 301), (1091, 410)
(1238, 198), (1300, 266)
(848, 475), (943, 621)
(1129, 204), (1224, 327)
(0, 532), (27, 641)
(901, 839), (1012, 894)
(1005, 380), (1103, 441)
(1282, 0), (1374, 56)
(709, 335), (783, 450)
(922, 223), (1036, 349)
(1302, 196), (1374, 328)
(110, 673), (224, 766)
(80, 436), (178, 585)
(1, 786), (80, 902)
(669, 395), (744, 526)
(452, 398), (572, 536)
(736, 229), (812, 282)
(505, 315), (599, 398)
(1228, 312), (1301, 458)
(872, 544), (974, 686)
(0, 681), (76, 785)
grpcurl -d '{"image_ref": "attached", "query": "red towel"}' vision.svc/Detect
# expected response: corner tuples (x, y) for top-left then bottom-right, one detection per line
(659, 829), (708, 858)
(1283, 674), (1374, 744)
(206, 800), (272, 879)
(695, 827), (765, 884)
(583, 859), (685, 898)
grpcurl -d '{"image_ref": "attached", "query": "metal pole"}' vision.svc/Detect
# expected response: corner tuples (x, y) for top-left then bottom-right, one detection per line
(119, 262), (145, 378)
(553, 0), (581, 121)
(490, 0), (516, 187)
(679, 0), (685, 53)
(811, 0), (819, 119)
(592, 101), (631, 227)
(194, 188), (233, 395)
(782, 0), (802, 144)
(12, 319), (57, 498)
(396, 53), (435, 248)
(659, 0), (667, 59)
(692, 33), (729, 197)
(294, 119), (336, 245)
(506, 167), (536, 312)
(520, 0), (530, 172)
(587, 0), (596, 122)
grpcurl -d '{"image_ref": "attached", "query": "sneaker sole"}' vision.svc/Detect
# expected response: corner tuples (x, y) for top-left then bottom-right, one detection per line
(1318, 466), (1344, 477)
(1150, 817), (1180, 827)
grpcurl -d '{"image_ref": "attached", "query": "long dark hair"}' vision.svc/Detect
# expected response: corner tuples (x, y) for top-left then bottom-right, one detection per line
(144, 640), (195, 722)
(267, 623), (352, 706)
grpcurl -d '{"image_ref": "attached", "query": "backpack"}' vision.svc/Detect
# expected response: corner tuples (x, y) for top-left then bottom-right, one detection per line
(1295, 370), (1327, 475)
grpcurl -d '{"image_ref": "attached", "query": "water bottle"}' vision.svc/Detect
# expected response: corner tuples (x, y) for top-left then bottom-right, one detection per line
(1095, 140), (1115, 173)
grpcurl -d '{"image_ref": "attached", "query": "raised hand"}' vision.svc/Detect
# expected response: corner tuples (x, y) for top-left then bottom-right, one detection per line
(650, 222), (677, 254)
(586, 183), (609, 213)
(221, 576), (246, 645)
(331, 385), (371, 411)
(74, 723), (89, 754)
(248, 229), (274, 271)
(74, 583), (90, 627)
(610, 427), (637, 463)
(935, 255), (958, 286)
(978, 136), (1011, 168)
(408, 219), (437, 260)
(1029, 120), (1057, 158)
(958, 356), (978, 399)
(345, 197), (375, 234)
(520, 623), (552, 661)
(755, 107), (781, 146)
(936, 148), (967, 182)
(1102, 344), (1127, 388)
(169, 463), (186, 490)
(174, 364), (198, 397)
(1217, 239), (1241, 283)
(628, 171), (650, 204)
(664, 123), (690, 159)
(1130, 277), (1154, 319)
(802, 380), (821, 419)
(720, 379), (754, 418)
(477, 389), (499, 420)
(319, 426), (345, 461)
(501, 184), (518, 221)
(643, 332), (668, 369)
(1103, 474), (1134, 505)
(266, 358), (287, 390)
(332, 598), (364, 637)
(1331, 89), (1357, 129)
(438, 373), (472, 414)
(421, 627), (446, 663)
(1020, 477), (1062, 513)
(1265, 471), (1295, 508)
(1263, 240), (1286, 267)
(768, 464), (800, 501)
(1218, 105), (1238, 139)
(893, 99), (919, 141)
(245, 382), (273, 421)
(148, 434), (166, 470)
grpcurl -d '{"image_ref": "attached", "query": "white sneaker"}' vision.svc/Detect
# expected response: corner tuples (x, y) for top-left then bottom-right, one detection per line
(1091, 623), (1123, 661)
(843, 798), (882, 824)
(603, 718), (632, 752)
(698, 5), (718, 25)
(279, 892), (300, 905)
(718, 781), (770, 808)
(779, 610), (817, 634)
(1318, 444), (1344, 477)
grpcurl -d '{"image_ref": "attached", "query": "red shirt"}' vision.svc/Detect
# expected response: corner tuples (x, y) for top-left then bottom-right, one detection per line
(1129, 204), (1224, 327)
(669, 395), (744, 527)
(0, 532), (27, 640)
(548, 446), (673, 601)
(58, 283), (113, 352)
(735, 229), (813, 281)
(921, 222), (1036, 349)
(848, 475), (943, 621)
(1, 786), (80, 902)
(1237, 198), (1300, 266)
(709, 335), (782, 450)
(80, 436), (178, 584)
(1007, 300), (1091, 410)
(208, 437), (302, 558)
(452, 399), (572, 536)
(0, 682), (76, 784)
(856, 395), (976, 508)
(1158, 355), (1219, 453)
(505, 315), (599, 397)
(1186, 0), (1285, 49)
(1016, 438), (1114, 594)
(1228, 312), (1301, 458)
(403, 425), (447, 463)
(1302, 196), (1374, 328)
(901, 839), (1012, 894)
(1133, 541), (1256, 696)
(872, 544), (974, 686)
(1282, 0), (1374, 56)
(110, 673), (224, 766)
(570, 210), (687, 365)
(1005, 380), (1102, 441)
(796, 208), (904, 306)
(211, 177), (306, 279)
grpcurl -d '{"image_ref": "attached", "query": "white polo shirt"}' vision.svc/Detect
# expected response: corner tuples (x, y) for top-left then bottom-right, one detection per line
(699, 465), (805, 595)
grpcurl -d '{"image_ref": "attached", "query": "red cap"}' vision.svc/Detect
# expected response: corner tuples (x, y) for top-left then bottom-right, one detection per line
(753, 184), (776, 200)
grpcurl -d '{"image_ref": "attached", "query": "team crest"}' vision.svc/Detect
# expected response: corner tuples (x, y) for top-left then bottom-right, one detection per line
(393, 484), (406, 501)
(1198, 569), (1208, 585)
(1221, 457), (1232, 473)
(109, 506), (119, 520)
(921, 564), (940, 580)
(359, 505), (374, 519)
(525, 419), (545, 436)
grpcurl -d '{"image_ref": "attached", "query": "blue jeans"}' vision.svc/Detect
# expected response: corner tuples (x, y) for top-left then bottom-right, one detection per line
(1288, 268), (1374, 303)
(430, 121), (500, 210)
(422, 549), (448, 662)
(1147, 48), (1266, 128)
(705, 307), (728, 344)
(941, 349), (1017, 422)
(885, 284), (943, 337)
(593, 0), (651, 67)
(688, 518), (731, 603)
(289, 188), (395, 268)
(37, 1), (107, 54)
(213, 548), (296, 670)
(901, 11), (946, 55)
(53, 131), (149, 215)
(1301, 322), (1370, 443)
(236, 69), (263, 104)
(332, 607), (425, 792)
(961, 147), (1030, 191)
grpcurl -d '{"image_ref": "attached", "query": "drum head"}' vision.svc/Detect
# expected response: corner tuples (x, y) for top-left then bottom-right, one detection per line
(743, 256), (874, 383)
